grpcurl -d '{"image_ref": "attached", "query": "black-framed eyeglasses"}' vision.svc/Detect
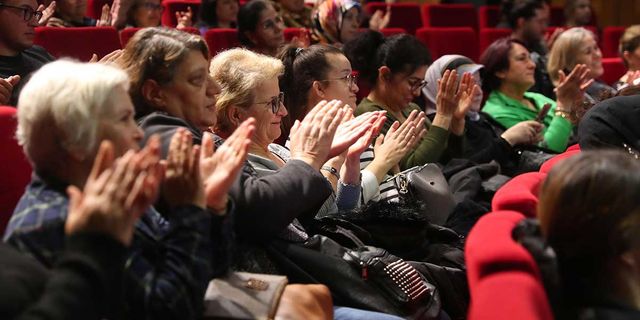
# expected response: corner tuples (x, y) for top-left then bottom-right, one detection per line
(142, 2), (164, 12)
(255, 92), (284, 114)
(407, 78), (428, 92)
(320, 73), (358, 90)
(0, 3), (43, 21)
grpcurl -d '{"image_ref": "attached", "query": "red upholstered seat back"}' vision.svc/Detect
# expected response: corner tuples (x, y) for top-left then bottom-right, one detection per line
(364, 3), (422, 35)
(601, 26), (626, 58)
(601, 57), (626, 86)
(492, 172), (546, 218)
(468, 272), (553, 320)
(478, 5), (500, 29)
(479, 28), (511, 57)
(422, 4), (478, 31)
(204, 28), (240, 55)
(465, 210), (541, 293)
(34, 27), (121, 61)
(0, 107), (32, 234)
(415, 27), (479, 62)
(539, 148), (581, 174)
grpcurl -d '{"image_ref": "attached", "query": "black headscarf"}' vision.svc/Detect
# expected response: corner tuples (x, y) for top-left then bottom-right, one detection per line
(578, 95), (640, 152)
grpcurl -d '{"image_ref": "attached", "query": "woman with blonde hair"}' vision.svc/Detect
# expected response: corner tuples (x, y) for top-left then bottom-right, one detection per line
(615, 25), (640, 89)
(547, 27), (614, 103)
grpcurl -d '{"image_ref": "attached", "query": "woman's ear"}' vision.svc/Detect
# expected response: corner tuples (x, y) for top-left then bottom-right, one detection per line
(311, 80), (326, 98)
(495, 69), (507, 80)
(228, 106), (245, 128)
(141, 79), (166, 109)
(378, 66), (391, 82)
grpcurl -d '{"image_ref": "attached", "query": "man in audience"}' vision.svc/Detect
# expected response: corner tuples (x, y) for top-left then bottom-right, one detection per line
(0, 0), (54, 106)
(505, 0), (556, 99)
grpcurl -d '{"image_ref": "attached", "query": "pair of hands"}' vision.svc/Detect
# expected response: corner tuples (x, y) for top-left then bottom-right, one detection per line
(0, 75), (20, 105)
(288, 100), (374, 171)
(373, 109), (426, 168)
(65, 120), (255, 245)
(435, 70), (482, 135)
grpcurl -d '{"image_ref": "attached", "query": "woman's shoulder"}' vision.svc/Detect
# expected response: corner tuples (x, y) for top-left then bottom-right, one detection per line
(523, 91), (556, 106)
(355, 98), (384, 115)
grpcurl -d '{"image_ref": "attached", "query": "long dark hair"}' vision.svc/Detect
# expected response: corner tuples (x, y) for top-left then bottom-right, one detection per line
(278, 44), (344, 135)
(343, 30), (431, 87)
(237, 0), (269, 47)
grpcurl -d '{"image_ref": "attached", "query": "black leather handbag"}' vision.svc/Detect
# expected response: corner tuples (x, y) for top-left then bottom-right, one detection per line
(388, 163), (455, 225)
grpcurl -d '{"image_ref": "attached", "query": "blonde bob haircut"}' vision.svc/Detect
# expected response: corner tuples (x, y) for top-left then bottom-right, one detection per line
(209, 48), (283, 135)
(16, 60), (129, 173)
(547, 27), (597, 84)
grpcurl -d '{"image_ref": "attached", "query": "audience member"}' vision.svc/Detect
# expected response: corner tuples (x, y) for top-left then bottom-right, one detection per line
(279, 44), (424, 205)
(311, 0), (389, 47)
(346, 31), (467, 169)
(538, 150), (640, 319)
(276, 0), (311, 29)
(47, 0), (111, 27)
(0, 137), (147, 319)
(616, 25), (640, 89)
(196, 0), (239, 32)
(563, 0), (592, 28)
(578, 94), (640, 153)
(423, 54), (544, 171)
(4, 60), (230, 319)
(504, 0), (555, 98)
(112, 0), (192, 29)
(481, 38), (591, 152)
(548, 27), (614, 104)
(0, 0), (54, 106)
(238, 0), (285, 56)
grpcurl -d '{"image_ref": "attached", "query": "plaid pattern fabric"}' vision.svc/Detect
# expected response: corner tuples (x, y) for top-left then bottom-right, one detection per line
(4, 175), (215, 319)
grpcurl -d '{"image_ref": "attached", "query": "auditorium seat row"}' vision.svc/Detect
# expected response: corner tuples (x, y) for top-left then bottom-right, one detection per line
(466, 146), (581, 319)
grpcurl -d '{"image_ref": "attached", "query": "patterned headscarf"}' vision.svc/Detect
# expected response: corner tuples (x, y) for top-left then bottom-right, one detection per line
(312, 0), (361, 44)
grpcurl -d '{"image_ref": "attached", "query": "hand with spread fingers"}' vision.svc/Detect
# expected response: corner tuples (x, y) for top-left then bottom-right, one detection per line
(555, 64), (594, 114)
(65, 139), (161, 246)
(289, 100), (353, 170)
(96, 3), (112, 26)
(199, 118), (255, 213)
(37, 1), (56, 26)
(451, 72), (482, 135)
(432, 69), (463, 130)
(162, 128), (206, 209)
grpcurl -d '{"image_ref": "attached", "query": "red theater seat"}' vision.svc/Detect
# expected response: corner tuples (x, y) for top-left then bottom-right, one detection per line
(479, 28), (511, 57)
(601, 26), (626, 58)
(34, 27), (121, 61)
(204, 28), (240, 55)
(162, 0), (200, 27)
(468, 272), (553, 320)
(478, 5), (501, 29)
(539, 148), (581, 174)
(86, 0), (113, 20)
(364, 3), (422, 35)
(601, 57), (626, 86)
(421, 4), (478, 31)
(0, 107), (32, 233)
(465, 210), (541, 293)
(492, 172), (546, 218)
(415, 27), (478, 62)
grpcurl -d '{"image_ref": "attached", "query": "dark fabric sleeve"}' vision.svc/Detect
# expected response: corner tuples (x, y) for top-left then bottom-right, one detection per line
(14, 233), (127, 320)
(467, 137), (514, 167)
(229, 160), (333, 243)
(123, 205), (213, 320)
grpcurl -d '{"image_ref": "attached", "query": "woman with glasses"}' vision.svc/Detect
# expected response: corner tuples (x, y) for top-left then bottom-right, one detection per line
(47, 0), (111, 27)
(481, 37), (591, 153)
(196, 0), (239, 32)
(238, 0), (285, 57)
(212, 47), (378, 212)
(279, 44), (426, 205)
(346, 30), (468, 170)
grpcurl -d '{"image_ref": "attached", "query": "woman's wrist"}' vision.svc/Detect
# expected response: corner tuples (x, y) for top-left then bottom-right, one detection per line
(432, 113), (452, 130)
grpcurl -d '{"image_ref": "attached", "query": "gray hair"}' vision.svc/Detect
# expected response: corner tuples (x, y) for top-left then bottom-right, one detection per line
(210, 48), (283, 134)
(16, 60), (130, 170)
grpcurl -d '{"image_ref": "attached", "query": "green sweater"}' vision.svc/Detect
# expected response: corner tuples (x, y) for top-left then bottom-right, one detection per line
(356, 98), (464, 170)
(482, 91), (573, 152)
